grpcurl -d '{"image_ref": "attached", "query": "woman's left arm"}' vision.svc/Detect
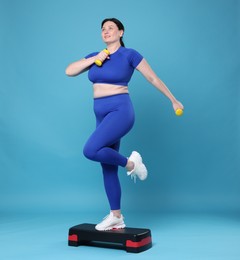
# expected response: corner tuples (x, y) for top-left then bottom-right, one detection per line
(136, 59), (184, 111)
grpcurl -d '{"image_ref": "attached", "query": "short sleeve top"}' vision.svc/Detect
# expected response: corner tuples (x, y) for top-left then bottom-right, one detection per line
(85, 46), (143, 86)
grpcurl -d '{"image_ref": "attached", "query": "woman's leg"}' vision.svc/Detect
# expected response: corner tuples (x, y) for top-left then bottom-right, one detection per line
(101, 141), (121, 213)
(83, 95), (135, 167)
(83, 95), (134, 222)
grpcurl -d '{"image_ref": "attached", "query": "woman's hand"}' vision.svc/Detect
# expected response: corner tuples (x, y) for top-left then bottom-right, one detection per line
(95, 50), (110, 63)
(172, 100), (184, 112)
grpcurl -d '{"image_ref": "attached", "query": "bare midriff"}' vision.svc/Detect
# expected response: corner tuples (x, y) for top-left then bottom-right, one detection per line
(93, 84), (129, 98)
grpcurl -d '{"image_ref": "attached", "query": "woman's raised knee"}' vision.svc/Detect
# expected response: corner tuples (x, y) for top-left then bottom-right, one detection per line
(83, 145), (97, 161)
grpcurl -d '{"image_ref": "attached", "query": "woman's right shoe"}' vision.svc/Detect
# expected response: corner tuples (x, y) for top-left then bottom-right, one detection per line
(127, 151), (148, 181)
(95, 212), (126, 231)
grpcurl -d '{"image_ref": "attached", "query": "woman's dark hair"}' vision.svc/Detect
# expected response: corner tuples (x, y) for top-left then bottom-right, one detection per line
(101, 18), (125, 47)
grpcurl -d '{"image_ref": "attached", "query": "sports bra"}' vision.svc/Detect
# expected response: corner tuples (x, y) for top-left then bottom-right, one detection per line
(85, 46), (143, 86)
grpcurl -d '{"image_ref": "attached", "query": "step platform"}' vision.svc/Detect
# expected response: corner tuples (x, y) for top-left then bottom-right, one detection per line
(68, 223), (152, 253)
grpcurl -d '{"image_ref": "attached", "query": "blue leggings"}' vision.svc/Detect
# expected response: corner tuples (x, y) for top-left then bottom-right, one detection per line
(83, 94), (135, 210)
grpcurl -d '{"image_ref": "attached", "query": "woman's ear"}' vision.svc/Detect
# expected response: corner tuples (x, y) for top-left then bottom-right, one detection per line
(119, 30), (124, 37)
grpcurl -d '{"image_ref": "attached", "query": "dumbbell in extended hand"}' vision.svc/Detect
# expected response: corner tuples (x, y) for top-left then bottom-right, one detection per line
(175, 109), (183, 116)
(95, 49), (110, 66)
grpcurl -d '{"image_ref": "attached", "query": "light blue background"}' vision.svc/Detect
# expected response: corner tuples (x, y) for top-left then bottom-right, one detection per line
(1, 0), (239, 213)
(0, 1), (240, 259)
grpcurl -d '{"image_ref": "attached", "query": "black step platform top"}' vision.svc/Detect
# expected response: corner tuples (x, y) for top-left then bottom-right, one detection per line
(68, 223), (152, 253)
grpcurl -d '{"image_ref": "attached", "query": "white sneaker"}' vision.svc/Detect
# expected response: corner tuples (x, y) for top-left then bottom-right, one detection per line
(127, 151), (148, 182)
(95, 212), (126, 231)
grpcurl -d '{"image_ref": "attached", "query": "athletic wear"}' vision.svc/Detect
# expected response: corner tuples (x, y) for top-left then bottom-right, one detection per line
(83, 94), (135, 210)
(85, 46), (143, 86)
(83, 47), (146, 212)
(127, 151), (148, 182)
(95, 211), (126, 231)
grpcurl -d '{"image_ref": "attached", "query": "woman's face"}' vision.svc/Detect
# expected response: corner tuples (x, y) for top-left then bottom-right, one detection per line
(101, 21), (123, 44)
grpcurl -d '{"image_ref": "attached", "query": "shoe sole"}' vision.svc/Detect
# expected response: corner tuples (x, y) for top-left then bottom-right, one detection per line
(137, 163), (148, 180)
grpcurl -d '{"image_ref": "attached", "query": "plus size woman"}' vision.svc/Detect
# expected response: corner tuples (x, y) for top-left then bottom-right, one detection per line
(65, 18), (184, 231)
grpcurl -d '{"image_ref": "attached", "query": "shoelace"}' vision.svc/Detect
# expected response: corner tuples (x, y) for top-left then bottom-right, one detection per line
(100, 213), (123, 225)
(130, 173), (137, 183)
(102, 214), (111, 221)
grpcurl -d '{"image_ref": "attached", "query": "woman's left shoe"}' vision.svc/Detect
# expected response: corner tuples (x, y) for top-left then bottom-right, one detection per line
(127, 151), (148, 182)
(95, 212), (126, 231)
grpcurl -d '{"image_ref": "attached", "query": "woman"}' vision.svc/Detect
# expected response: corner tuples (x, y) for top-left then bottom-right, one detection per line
(65, 18), (183, 231)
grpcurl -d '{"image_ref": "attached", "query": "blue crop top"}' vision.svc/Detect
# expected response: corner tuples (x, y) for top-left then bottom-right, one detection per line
(85, 46), (143, 86)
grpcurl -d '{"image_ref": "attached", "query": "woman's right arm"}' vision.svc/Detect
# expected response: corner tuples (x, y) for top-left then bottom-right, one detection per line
(65, 56), (96, 77)
(65, 50), (109, 76)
